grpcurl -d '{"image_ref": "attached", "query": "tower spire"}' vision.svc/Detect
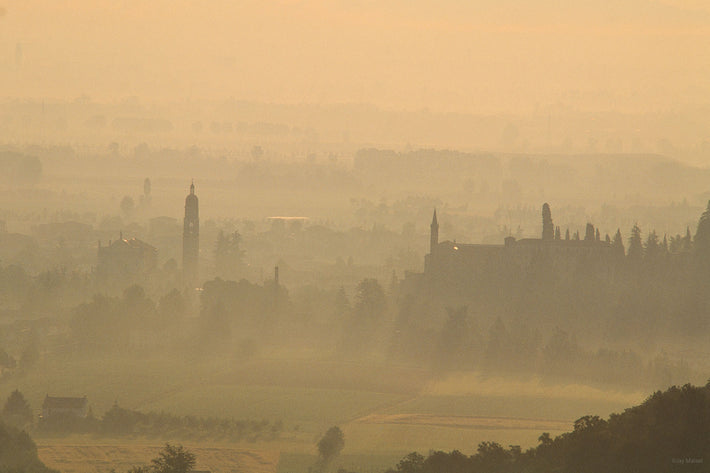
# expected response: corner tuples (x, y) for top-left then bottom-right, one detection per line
(183, 181), (199, 287)
(430, 209), (439, 254)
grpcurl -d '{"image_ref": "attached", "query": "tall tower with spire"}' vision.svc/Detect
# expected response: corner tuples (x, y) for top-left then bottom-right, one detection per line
(430, 209), (439, 254)
(183, 181), (199, 286)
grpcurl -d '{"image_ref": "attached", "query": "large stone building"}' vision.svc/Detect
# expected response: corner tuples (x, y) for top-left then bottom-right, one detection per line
(182, 181), (199, 287)
(97, 234), (157, 283)
(410, 204), (618, 308)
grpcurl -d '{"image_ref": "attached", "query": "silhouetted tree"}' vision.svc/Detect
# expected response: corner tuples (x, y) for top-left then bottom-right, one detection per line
(644, 230), (660, 261)
(2, 389), (32, 429)
(317, 426), (345, 469)
(214, 230), (244, 280)
(484, 317), (512, 370)
(0, 347), (16, 370)
(684, 226), (693, 251)
(612, 229), (625, 257)
(354, 279), (386, 319)
(694, 200), (710, 271)
(391, 452), (424, 473)
(669, 233), (684, 254)
(541, 328), (583, 378)
(140, 177), (152, 208)
(476, 441), (512, 470)
(0, 420), (57, 472)
(150, 444), (196, 473)
(627, 224), (643, 263)
(584, 223), (595, 241)
(542, 203), (554, 240)
(120, 195), (135, 216)
(156, 288), (187, 329)
(435, 306), (476, 369)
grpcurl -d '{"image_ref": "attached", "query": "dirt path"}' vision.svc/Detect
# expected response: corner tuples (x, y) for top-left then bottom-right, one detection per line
(352, 413), (573, 431)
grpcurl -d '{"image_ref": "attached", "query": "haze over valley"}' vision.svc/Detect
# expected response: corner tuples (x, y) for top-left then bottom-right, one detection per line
(1, 2), (710, 473)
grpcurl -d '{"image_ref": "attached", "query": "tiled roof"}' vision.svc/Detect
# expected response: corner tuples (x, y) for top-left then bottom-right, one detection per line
(43, 395), (88, 409)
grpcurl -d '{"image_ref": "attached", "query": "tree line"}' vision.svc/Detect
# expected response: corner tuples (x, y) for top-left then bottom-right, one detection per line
(385, 382), (710, 473)
(1, 390), (282, 441)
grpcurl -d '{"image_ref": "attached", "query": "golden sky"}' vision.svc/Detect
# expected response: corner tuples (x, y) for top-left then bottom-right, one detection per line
(1, 1), (709, 113)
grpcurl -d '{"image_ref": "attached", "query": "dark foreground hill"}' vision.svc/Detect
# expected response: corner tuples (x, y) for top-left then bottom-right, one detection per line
(0, 421), (57, 473)
(387, 382), (710, 473)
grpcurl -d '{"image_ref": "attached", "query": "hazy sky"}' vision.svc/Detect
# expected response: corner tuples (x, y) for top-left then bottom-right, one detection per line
(1, 1), (709, 113)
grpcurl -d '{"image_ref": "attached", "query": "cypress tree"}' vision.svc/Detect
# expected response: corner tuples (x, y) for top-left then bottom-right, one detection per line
(612, 229), (625, 257)
(645, 230), (659, 261)
(694, 200), (710, 269)
(542, 203), (554, 240)
(628, 224), (643, 262)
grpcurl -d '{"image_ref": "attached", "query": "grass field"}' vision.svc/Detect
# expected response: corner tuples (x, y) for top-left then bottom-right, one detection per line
(381, 393), (637, 422)
(37, 444), (279, 473)
(139, 384), (406, 431)
(3, 354), (652, 472)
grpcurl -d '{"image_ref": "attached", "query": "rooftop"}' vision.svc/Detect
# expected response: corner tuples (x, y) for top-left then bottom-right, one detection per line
(43, 395), (88, 409)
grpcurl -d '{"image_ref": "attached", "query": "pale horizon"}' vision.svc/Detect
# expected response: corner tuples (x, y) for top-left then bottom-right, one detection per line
(1, 1), (709, 114)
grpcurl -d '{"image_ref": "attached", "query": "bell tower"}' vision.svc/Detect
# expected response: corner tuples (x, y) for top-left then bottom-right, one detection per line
(183, 181), (199, 286)
(430, 209), (439, 254)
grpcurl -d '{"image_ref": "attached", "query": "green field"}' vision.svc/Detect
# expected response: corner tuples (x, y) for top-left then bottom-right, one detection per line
(139, 384), (405, 431)
(383, 393), (635, 422)
(2, 353), (650, 471)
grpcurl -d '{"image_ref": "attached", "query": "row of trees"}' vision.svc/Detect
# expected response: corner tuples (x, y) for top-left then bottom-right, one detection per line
(1, 390), (283, 441)
(0, 264), (91, 313)
(38, 403), (282, 441)
(389, 307), (692, 389)
(70, 285), (188, 352)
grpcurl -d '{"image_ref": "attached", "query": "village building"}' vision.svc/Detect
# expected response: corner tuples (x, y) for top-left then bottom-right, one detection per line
(404, 203), (618, 308)
(97, 234), (157, 282)
(41, 395), (89, 419)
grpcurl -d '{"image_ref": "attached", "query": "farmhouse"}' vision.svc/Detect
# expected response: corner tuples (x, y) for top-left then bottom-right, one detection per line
(41, 395), (89, 419)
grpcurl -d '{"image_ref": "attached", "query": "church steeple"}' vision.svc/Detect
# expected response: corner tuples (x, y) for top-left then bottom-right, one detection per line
(183, 181), (199, 287)
(430, 209), (439, 254)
